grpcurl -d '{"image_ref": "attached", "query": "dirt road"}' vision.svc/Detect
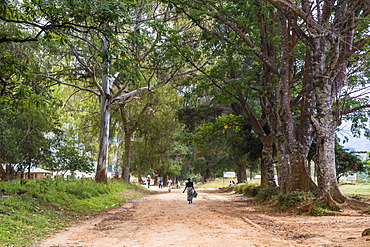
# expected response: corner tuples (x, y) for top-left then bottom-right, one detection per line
(34, 187), (370, 247)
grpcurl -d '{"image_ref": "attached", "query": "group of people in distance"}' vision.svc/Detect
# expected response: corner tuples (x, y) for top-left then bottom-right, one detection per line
(157, 178), (179, 192)
(146, 176), (196, 204)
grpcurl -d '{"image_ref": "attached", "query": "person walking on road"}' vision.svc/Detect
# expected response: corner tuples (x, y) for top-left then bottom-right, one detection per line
(183, 178), (196, 204)
(146, 175), (151, 189)
(158, 178), (163, 189)
(167, 178), (173, 192)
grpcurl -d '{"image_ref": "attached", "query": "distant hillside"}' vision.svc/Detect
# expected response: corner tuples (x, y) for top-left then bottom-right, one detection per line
(337, 121), (370, 159)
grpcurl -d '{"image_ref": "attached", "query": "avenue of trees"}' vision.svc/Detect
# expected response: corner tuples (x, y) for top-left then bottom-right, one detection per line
(1, 0), (370, 210)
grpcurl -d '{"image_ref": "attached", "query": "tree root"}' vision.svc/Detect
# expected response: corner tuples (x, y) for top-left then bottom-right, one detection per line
(297, 195), (370, 214)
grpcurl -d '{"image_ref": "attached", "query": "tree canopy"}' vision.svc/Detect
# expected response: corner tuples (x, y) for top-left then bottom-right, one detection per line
(1, 0), (370, 210)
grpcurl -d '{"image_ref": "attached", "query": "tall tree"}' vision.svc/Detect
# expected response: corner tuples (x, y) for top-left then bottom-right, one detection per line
(32, 0), (196, 183)
(167, 0), (370, 209)
(130, 90), (182, 181)
(269, 0), (370, 208)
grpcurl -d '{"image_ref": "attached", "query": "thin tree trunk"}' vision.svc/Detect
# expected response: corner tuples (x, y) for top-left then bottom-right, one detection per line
(115, 138), (123, 179)
(95, 95), (110, 184)
(95, 36), (111, 184)
(122, 133), (132, 183)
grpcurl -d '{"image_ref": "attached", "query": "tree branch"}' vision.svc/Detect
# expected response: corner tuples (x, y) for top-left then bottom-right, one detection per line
(37, 74), (100, 96)
(110, 64), (205, 105)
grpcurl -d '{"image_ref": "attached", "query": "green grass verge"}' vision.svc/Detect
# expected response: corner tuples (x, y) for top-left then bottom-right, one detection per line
(0, 178), (150, 247)
(197, 178), (235, 188)
(339, 183), (370, 201)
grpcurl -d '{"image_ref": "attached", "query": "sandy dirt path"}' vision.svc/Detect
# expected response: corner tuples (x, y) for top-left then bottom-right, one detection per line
(33, 187), (370, 247)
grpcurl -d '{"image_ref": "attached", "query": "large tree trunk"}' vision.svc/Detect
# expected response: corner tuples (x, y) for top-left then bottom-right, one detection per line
(310, 34), (343, 206)
(275, 132), (291, 194)
(260, 134), (276, 187)
(311, 36), (370, 209)
(292, 50), (317, 194)
(237, 163), (247, 183)
(236, 92), (276, 187)
(290, 139), (316, 193)
(312, 70), (366, 209)
(274, 10), (314, 193)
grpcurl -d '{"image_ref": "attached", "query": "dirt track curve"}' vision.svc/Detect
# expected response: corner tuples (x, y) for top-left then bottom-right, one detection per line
(33, 187), (370, 247)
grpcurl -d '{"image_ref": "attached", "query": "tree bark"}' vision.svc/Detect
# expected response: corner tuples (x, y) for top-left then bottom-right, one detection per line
(275, 132), (291, 194)
(310, 29), (370, 209)
(115, 136), (123, 179)
(260, 134), (276, 187)
(95, 36), (111, 184)
(122, 132), (132, 183)
(237, 163), (247, 183)
(95, 95), (110, 184)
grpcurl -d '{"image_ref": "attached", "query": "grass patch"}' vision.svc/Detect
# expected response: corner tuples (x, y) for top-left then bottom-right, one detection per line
(0, 178), (150, 246)
(197, 178), (234, 188)
(339, 183), (370, 201)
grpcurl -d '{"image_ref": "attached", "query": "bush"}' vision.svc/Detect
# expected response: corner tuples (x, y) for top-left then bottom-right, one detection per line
(234, 183), (244, 194)
(234, 182), (260, 197)
(310, 204), (338, 216)
(310, 204), (335, 216)
(274, 190), (315, 210)
(255, 187), (279, 203)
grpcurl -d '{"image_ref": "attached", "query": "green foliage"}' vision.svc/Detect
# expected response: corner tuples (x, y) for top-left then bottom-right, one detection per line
(234, 182), (260, 197)
(45, 137), (94, 174)
(0, 178), (148, 246)
(236, 184), (314, 210)
(310, 204), (338, 216)
(130, 88), (182, 178)
(0, 104), (59, 166)
(274, 191), (315, 211)
(180, 111), (262, 181)
(255, 187), (279, 203)
(335, 142), (366, 179)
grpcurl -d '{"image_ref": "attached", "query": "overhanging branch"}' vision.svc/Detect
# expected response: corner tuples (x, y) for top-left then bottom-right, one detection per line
(37, 74), (100, 96)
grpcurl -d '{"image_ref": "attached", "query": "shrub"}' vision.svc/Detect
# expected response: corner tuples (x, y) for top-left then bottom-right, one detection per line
(234, 183), (244, 194)
(274, 190), (315, 210)
(234, 182), (261, 197)
(243, 183), (261, 197)
(310, 204), (338, 216)
(255, 187), (279, 203)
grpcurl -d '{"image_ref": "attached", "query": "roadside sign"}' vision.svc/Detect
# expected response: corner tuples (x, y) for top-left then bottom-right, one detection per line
(223, 172), (236, 178)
